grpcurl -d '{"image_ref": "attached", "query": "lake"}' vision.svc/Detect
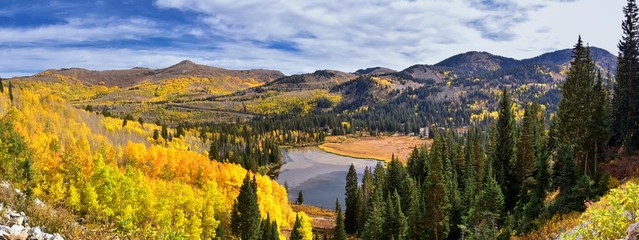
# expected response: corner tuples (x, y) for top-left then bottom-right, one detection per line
(276, 147), (382, 209)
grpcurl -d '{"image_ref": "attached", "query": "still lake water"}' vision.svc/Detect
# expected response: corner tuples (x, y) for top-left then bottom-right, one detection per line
(276, 147), (382, 209)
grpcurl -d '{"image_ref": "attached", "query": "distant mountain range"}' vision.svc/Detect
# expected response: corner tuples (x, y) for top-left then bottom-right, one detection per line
(8, 47), (617, 125)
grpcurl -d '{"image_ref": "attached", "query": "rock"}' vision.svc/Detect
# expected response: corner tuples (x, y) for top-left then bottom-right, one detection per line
(626, 222), (639, 240)
(29, 227), (45, 240)
(48, 233), (63, 240)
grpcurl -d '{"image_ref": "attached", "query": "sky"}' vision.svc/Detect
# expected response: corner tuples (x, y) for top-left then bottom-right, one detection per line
(0, 0), (627, 77)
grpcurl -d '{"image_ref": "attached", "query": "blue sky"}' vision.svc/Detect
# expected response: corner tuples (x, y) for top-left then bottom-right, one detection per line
(0, 0), (626, 77)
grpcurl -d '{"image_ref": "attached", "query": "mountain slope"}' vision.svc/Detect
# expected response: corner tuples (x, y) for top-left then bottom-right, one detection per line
(30, 60), (284, 88)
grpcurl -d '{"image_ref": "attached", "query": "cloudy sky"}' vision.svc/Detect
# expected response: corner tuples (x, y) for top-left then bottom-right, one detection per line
(0, 0), (626, 77)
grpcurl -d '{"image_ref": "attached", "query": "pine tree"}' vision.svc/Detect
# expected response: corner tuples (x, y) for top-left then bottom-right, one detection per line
(261, 214), (273, 240)
(591, 73), (611, 175)
(270, 220), (279, 240)
(424, 132), (451, 240)
(333, 199), (347, 240)
(556, 36), (597, 176)
(494, 86), (517, 210)
(613, 0), (639, 150)
(290, 214), (303, 240)
(297, 190), (304, 204)
(383, 191), (408, 240)
(345, 163), (359, 234)
(0, 77), (4, 93)
(231, 174), (261, 240)
(362, 192), (385, 240)
(384, 156), (406, 197)
(358, 167), (373, 233)
(466, 163), (504, 239)
(8, 82), (13, 102)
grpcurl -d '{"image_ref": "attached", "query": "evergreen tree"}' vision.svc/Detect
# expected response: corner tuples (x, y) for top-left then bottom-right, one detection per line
(8, 82), (13, 102)
(591, 73), (611, 175)
(231, 174), (261, 240)
(161, 124), (169, 140)
(384, 156), (406, 197)
(613, 0), (639, 150)
(357, 167), (373, 233)
(556, 36), (597, 176)
(297, 190), (304, 205)
(466, 163), (504, 239)
(345, 163), (359, 234)
(424, 132), (451, 240)
(270, 221), (279, 240)
(333, 199), (347, 240)
(290, 214), (303, 240)
(493, 86), (517, 210)
(383, 191), (408, 240)
(260, 214), (273, 240)
(362, 192), (385, 240)
(0, 77), (3, 93)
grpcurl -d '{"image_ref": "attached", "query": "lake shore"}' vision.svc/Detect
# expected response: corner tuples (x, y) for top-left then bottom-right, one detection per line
(318, 135), (432, 163)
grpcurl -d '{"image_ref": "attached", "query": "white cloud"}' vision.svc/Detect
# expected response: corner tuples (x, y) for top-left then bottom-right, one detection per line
(0, 17), (161, 44)
(0, 0), (627, 77)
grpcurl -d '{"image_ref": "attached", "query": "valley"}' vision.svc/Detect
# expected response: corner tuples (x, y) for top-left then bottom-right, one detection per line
(0, 33), (636, 240)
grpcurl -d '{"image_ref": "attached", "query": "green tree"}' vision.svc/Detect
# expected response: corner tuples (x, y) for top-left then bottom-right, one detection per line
(231, 174), (261, 240)
(424, 132), (451, 240)
(613, 0), (639, 150)
(345, 163), (359, 234)
(591, 73), (611, 176)
(556, 36), (597, 177)
(290, 214), (303, 240)
(333, 199), (347, 240)
(0, 77), (4, 93)
(362, 192), (385, 240)
(297, 190), (304, 205)
(8, 81), (13, 102)
(466, 164), (504, 239)
(493, 86), (517, 210)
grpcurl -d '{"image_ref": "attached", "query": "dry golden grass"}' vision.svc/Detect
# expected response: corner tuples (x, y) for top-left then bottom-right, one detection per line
(291, 205), (336, 231)
(319, 135), (432, 163)
(511, 213), (581, 240)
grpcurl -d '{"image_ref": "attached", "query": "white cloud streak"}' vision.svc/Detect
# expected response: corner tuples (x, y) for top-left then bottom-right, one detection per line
(0, 0), (627, 77)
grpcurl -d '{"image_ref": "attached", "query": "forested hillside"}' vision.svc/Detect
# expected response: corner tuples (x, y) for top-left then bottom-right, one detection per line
(0, 85), (305, 239)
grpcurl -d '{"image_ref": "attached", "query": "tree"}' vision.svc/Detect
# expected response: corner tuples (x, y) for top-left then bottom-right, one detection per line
(345, 163), (359, 234)
(333, 199), (347, 240)
(613, 0), (639, 150)
(297, 190), (304, 205)
(493, 86), (517, 210)
(0, 77), (4, 93)
(290, 214), (303, 240)
(591, 73), (611, 176)
(138, 117), (144, 127)
(383, 191), (408, 240)
(231, 174), (261, 240)
(8, 81), (13, 102)
(362, 192), (385, 240)
(556, 36), (597, 176)
(466, 164), (504, 239)
(424, 132), (451, 240)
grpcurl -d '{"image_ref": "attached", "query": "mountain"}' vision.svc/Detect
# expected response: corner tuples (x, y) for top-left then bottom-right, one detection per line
(354, 67), (397, 76)
(6, 46), (617, 125)
(523, 47), (617, 72)
(30, 60), (284, 88)
(262, 70), (356, 91)
(435, 51), (520, 74)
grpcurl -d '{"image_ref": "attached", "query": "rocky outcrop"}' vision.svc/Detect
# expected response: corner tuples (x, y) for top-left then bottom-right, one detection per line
(0, 203), (63, 240)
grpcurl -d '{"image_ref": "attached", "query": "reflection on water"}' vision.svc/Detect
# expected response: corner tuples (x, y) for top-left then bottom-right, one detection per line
(276, 147), (382, 209)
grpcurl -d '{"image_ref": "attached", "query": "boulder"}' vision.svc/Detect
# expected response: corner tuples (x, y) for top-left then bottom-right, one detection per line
(626, 222), (639, 240)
